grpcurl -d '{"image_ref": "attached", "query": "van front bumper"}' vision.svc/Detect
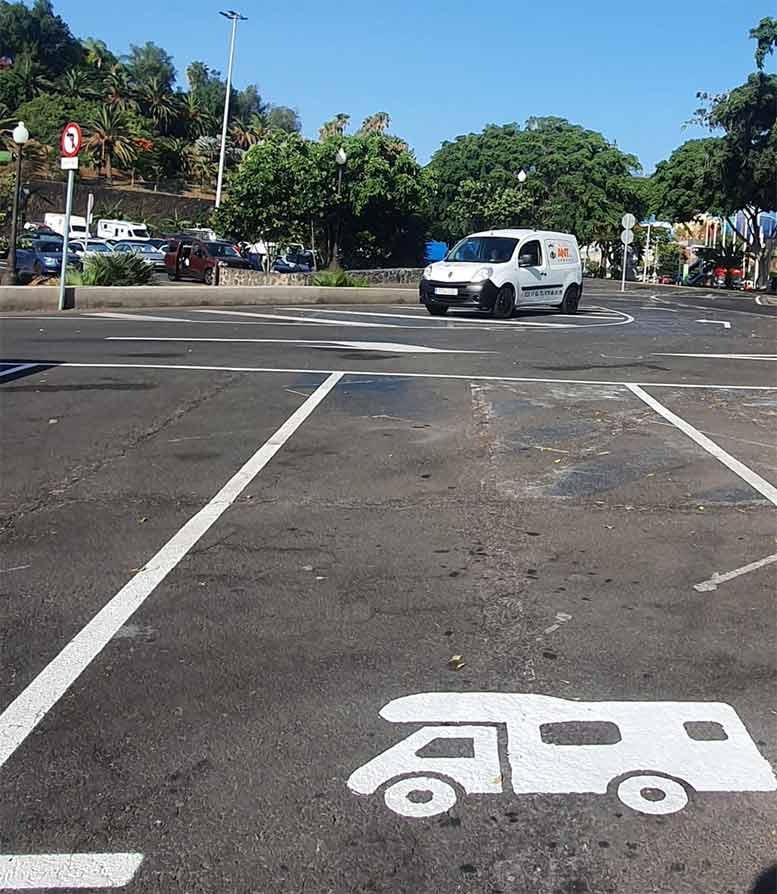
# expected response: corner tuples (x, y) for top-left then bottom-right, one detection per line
(419, 278), (498, 310)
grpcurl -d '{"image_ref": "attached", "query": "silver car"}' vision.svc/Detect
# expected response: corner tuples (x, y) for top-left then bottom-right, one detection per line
(113, 240), (167, 270)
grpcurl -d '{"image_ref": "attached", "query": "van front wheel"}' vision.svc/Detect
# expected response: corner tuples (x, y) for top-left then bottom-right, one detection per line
(559, 285), (580, 314)
(616, 774), (689, 815)
(384, 776), (457, 818)
(492, 285), (515, 319)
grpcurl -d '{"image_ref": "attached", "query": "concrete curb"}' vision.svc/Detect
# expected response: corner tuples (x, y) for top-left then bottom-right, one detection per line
(0, 284), (418, 313)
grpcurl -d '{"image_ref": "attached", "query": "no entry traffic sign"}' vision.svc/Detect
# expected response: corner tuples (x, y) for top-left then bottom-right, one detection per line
(60, 122), (82, 158)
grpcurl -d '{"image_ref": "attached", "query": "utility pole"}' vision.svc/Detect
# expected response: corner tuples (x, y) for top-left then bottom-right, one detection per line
(215, 10), (247, 208)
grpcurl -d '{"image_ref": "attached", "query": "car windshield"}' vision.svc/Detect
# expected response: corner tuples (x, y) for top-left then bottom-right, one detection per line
(206, 243), (240, 258)
(35, 241), (63, 253)
(446, 236), (518, 264)
(88, 242), (111, 252)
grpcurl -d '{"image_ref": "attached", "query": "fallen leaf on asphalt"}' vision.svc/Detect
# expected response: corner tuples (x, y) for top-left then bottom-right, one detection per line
(138, 517), (148, 524)
(302, 565), (314, 572)
(448, 655), (466, 671)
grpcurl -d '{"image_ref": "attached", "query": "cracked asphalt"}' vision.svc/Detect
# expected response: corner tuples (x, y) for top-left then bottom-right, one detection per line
(0, 280), (775, 893)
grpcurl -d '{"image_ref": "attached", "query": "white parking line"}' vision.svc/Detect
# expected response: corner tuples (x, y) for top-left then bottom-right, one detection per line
(0, 363), (39, 379)
(105, 337), (486, 355)
(694, 552), (777, 592)
(0, 372), (343, 772)
(654, 353), (777, 362)
(190, 309), (397, 328)
(627, 384), (777, 506)
(279, 307), (623, 324)
(0, 853), (143, 890)
(47, 362), (777, 390)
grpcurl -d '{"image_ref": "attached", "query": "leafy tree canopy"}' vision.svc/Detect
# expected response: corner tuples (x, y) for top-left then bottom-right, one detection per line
(0, 0), (83, 75)
(124, 41), (175, 91)
(427, 116), (642, 246)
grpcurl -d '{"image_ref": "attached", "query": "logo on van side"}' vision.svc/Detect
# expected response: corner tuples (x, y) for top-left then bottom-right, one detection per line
(348, 692), (776, 818)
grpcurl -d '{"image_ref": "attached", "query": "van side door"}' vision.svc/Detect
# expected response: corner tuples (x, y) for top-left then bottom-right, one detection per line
(516, 239), (549, 304)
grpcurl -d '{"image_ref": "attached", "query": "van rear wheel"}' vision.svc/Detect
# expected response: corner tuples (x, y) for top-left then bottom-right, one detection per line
(559, 285), (580, 314)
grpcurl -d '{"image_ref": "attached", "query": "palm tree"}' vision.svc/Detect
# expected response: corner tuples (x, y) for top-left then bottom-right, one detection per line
(182, 93), (216, 138)
(12, 52), (52, 102)
(85, 106), (137, 183)
(82, 38), (116, 71)
(229, 115), (265, 150)
(103, 65), (138, 112)
(61, 68), (99, 100)
(138, 77), (178, 130)
(319, 113), (350, 140)
(359, 112), (390, 135)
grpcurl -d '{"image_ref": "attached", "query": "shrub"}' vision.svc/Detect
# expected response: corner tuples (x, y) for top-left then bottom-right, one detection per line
(312, 270), (369, 288)
(79, 252), (155, 286)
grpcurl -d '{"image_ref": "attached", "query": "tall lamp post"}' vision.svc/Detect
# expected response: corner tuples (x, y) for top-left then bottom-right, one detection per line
(329, 146), (347, 269)
(2, 121), (29, 286)
(215, 9), (247, 208)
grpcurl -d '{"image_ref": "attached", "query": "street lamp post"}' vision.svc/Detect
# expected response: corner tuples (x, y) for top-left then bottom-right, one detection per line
(215, 10), (247, 209)
(2, 121), (29, 286)
(329, 147), (347, 270)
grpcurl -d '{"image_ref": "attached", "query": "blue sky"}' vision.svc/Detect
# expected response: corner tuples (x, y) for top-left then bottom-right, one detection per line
(55, 0), (773, 172)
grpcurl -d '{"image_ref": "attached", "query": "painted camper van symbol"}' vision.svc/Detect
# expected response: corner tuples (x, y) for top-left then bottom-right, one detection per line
(347, 693), (777, 818)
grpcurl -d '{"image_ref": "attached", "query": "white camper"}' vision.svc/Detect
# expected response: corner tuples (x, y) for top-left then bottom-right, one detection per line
(96, 219), (150, 242)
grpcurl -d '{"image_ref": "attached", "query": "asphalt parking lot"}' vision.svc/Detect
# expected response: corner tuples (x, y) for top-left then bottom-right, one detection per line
(1, 280), (776, 893)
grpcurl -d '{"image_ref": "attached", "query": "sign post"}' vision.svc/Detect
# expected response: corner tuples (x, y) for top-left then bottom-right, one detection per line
(58, 122), (82, 311)
(621, 212), (636, 293)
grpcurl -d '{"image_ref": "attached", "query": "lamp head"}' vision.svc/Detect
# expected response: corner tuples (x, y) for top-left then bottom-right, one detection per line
(12, 121), (29, 144)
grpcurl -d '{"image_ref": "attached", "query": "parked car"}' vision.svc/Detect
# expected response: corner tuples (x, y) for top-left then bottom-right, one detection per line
(164, 238), (251, 284)
(147, 238), (171, 251)
(69, 239), (114, 260)
(14, 237), (81, 282)
(272, 256), (312, 274)
(113, 240), (167, 270)
(420, 229), (583, 317)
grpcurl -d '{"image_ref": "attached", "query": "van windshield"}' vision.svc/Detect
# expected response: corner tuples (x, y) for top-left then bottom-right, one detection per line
(446, 237), (518, 264)
(132, 229), (148, 238)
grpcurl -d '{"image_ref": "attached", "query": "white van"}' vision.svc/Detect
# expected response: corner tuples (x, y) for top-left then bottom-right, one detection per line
(96, 219), (150, 242)
(420, 228), (583, 318)
(44, 213), (89, 240)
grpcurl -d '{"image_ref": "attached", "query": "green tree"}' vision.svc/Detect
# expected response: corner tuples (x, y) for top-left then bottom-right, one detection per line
(15, 92), (100, 146)
(358, 112), (390, 135)
(81, 37), (116, 72)
(265, 105), (301, 133)
(427, 117), (643, 257)
(85, 105), (137, 182)
(138, 76), (178, 131)
(0, 0), (84, 76)
(124, 42), (175, 91)
(213, 130), (315, 262)
(653, 19), (777, 286)
(103, 65), (138, 112)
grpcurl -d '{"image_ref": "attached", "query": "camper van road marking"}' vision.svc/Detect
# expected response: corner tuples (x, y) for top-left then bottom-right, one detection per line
(348, 693), (777, 819)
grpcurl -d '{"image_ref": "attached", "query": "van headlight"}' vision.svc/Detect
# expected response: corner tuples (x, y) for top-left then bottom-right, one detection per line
(471, 266), (493, 282)
(422, 265), (433, 280)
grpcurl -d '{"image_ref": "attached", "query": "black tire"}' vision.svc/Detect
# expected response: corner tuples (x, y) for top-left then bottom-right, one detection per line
(426, 302), (448, 316)
(32, 261), (43, 277)
(559, 285), (580, 314)
(203, 267), (214, 285)
(167, 270), (178, 281)
(492, 284), (515, 319)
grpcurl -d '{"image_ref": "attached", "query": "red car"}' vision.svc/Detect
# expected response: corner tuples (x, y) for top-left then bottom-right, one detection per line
(164, 237), (251, 284)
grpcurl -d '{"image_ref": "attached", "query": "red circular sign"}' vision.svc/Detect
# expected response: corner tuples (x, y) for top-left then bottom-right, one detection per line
(60, 122), (82, 157)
